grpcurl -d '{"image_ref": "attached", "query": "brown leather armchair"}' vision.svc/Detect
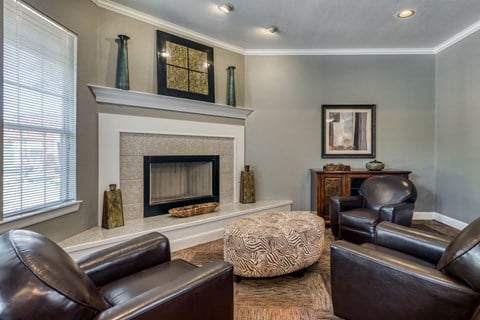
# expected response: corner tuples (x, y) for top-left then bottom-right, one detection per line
(330, 175), (417, 243)
(0, 229), (233, 320)
(331, 219), (480, 320)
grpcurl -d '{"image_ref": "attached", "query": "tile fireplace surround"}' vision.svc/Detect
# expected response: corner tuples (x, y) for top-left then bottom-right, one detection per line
(60, 87), (292, 257)
(120, 133), (233, 220)
(98, 112), (246, 225)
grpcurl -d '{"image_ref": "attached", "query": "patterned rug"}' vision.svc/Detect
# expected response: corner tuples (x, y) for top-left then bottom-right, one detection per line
(172, 220), (459, 320)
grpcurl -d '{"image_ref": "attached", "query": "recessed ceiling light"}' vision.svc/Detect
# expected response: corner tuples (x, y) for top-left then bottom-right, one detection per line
(265, 26), (279, 34)
(397, 9), (415, 19)
(218, 3), (234, 13)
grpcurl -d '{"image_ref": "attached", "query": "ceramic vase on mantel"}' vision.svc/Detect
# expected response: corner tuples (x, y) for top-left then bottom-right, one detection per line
(240, 165), (255, 203)
(115, 34), (130, 90)
(226, 66), (236, 106)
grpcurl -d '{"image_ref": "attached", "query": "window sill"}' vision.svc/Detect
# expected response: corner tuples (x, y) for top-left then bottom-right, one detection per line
(0, 201), (82, 233)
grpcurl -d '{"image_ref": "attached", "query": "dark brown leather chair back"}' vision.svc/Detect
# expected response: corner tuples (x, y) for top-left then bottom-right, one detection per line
(0, 230), (109, 319)
(360, 175), (417, 211)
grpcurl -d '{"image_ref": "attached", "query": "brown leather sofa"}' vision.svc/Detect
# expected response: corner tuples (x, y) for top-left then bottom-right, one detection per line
(0, 229), (233, 320)
(331, 219), (480, 320)
(330, 175), (417, 243)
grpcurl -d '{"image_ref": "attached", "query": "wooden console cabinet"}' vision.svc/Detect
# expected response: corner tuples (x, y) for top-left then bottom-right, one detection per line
(310, 169), (411, 225)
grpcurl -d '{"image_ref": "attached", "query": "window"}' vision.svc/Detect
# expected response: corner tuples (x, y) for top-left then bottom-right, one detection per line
(2, 0), (77, 221)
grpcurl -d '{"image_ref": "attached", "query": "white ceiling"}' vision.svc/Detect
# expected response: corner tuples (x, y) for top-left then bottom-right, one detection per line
(98, 0), (480, 54)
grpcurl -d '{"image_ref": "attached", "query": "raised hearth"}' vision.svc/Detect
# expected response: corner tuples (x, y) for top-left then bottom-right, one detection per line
(60, 200), (293, 258)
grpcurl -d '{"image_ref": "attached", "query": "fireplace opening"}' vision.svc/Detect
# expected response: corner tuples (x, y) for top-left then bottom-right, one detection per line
(143, 155), (220, 217)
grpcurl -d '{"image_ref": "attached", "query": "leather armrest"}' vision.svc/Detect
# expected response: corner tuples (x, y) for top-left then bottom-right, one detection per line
(375, 222), (451, 264)
(330, 195), (364, 237)
(94, 260), (233, 320)
(378, 202), (415, 225)
(76, 232), (171, 287)
(330, 195), (364, 211)
(331, 240), (479, 320)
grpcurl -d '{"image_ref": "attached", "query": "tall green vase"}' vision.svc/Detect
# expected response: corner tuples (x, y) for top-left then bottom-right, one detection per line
(226, 66), (236, 106)
(115, 34), (130, 90)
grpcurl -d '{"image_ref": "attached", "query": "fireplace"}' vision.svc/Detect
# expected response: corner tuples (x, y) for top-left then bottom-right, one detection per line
(143, 155), (220, 217)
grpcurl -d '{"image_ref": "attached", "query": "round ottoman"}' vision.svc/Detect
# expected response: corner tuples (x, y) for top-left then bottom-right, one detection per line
(223, 211), (325, 278)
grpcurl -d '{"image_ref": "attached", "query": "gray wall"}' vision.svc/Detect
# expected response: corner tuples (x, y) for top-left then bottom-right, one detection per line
(245, 55), (436, 212)
(435, 31), (480, 223)
(4, 1), (477, 240)
(12, 1), (245, 241)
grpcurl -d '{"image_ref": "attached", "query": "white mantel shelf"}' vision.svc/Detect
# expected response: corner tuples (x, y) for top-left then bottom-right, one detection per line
(88, 84), (254, 120)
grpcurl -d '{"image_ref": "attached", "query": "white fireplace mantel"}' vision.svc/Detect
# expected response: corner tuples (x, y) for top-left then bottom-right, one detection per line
(88, 84), (254, 120)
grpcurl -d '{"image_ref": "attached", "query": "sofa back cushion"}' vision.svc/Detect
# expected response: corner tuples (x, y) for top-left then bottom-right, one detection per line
(437, 218), (480, 291)
(0, 229), (109, 319)
(360, 175), (417, 211)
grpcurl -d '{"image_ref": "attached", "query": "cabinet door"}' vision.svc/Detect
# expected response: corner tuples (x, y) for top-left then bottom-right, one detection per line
(320, 175), (343, 223)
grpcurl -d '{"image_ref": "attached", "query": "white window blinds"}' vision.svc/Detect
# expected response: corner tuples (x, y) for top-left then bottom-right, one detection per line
(3, 0), (77, 219)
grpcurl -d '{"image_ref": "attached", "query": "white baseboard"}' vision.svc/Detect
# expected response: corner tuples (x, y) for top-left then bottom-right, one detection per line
(412, 211), (436, 220)
(413, 211), (467, 230)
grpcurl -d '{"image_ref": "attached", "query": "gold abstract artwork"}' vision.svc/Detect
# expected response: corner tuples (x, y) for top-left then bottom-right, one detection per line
(189, 71), (208, 95)
(188, 48), (208, 72)
(166, 65), (188, 91)
(165, 40), (209, 95)
(166, 42), (187, 68)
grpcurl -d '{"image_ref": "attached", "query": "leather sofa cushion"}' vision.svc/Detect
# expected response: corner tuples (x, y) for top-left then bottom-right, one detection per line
(437, 218), (480, 291)
(100, 259), (197, 305)
(0, 230), (109, 319)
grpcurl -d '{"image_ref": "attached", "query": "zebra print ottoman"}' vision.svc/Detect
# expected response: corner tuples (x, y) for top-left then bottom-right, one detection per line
(223, 211), (325, 278)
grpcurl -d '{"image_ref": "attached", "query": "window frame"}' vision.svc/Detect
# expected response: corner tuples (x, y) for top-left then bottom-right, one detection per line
(1, 0), (81, 230)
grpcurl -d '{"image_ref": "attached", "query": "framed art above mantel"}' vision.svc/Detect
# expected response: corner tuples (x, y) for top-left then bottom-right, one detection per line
(156, 30), (215, 103)
(321, 104), (376, 158)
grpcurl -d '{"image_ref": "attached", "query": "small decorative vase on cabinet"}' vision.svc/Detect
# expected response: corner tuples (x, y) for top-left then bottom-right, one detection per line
(102, 184), (125, 229)
(115, 34), (130, 90)
(226, 66), (236, 106)
(366, 160), (385, 171)
(240, 165), (255, 203)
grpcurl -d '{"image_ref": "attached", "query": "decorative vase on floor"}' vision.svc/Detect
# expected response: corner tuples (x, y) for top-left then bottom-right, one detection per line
(102, 184), (125, 229)
(226, 66), (236, 106)
(115, 34), (130, 90)
(240, 165), (255, 203)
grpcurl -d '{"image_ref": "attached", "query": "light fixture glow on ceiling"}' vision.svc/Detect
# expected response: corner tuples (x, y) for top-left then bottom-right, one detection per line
(397, 9), (415, 19)
(218, 3), (234, 13)
(265, 26), (279, 34)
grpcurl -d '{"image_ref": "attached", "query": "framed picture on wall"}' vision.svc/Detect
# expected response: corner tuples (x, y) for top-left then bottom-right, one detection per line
(156, 30), (215, 102)
(321, 105), (376, 158)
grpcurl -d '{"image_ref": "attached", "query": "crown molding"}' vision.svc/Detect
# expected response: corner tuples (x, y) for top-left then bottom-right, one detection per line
(244, 48), (435, 56)
(434, 20), (480, 54)
(92, 0), (480, 56)
(91, 0), (245, 54)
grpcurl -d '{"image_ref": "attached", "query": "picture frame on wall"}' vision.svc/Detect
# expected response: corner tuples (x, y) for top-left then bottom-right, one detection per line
(156, 30), (215, 103)
(321, 104), (376, 158)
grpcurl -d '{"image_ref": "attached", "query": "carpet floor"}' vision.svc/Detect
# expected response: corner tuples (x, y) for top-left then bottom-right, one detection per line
(171, 220), (459, 320)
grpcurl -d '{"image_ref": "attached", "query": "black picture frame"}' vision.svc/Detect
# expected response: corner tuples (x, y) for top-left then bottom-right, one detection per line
(156, 30), (215, 103)
(321, 104), (376, 158)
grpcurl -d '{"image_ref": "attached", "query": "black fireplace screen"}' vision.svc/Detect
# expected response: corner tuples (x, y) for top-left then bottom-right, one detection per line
(144, 155), (219, 217)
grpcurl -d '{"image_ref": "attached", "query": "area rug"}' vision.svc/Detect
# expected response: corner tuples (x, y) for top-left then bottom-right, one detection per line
(173, 229), (338, 319)
(171, 220), (459, 320)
